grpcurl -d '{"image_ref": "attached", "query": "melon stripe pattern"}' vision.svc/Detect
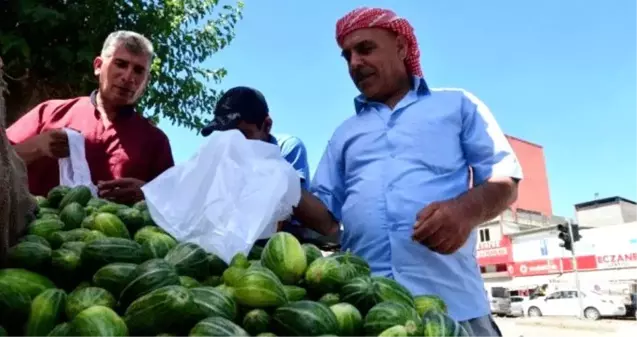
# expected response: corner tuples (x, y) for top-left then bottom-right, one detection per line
(25, 288), (67, 336)
(190, 286), (237, 321)
(234, 268), (287, 308)
(422, 311), (470, 337)
(118, 259), (180, 307)
(261, 232), (307, 285)
(189, 316), (250, 336)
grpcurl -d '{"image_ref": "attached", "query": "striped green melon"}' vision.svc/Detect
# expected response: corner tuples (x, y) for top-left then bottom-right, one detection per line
(27, 218), (65, 243)
(271, 300), (339, 336)
(7, 242), (52, 272)
(46, 186), (71, 209)
(0, 281), (32, 324)
(37, 207), (59, 218)
(233, 267), (287, 308)
(304, 256), (346, 294)
(189, 316), (250, 336)
(97, 202), (129, 214)
(261, 232), (307, 285)
(88, 212), (131, 239)
(283, 285), (307, 301)
(230, 253), (250, 269)
(58, 186), (92, 209)
(414, 294), (448, 316)
(207, 254), (229, 276)
(164, 242), (209, 280)
(340, 276), (415, 314)
(242, 309), (271, 335)
(86, 198), (109, 209)
(0, 269), (56, 298)
(19, 235), (51, 247)
(59, 241), (86, 255)
(222, 266), (246, 287)
(319, 293), (340, 306)
(46, 322), (71, 336)
(50, 228), (91, 248)
(65, 287), (116, 320)
(379, 322), (419, 337)
(141, 233), (177, 259)
(133, 226), (166, 245)
(256, 333), (276, 337)
(58, 202), (86, 230)
(92, 262), (137, 296)
(80, 238), (144, 271)
(81, 230), (106, 243)
(363, 301), (422, 336)
(25, 288), (67, 336)
(302, 243), (323, 265)
(132, 200), (147, 212)
(329, 251), (371, 278)
(34, 195), (49, 208)
(141, 209), (156, 227)
(215, 284), (236, 298)
(179, 275), (201, 288)
(329, 303), (363, 336)
(422, 311), (469, 337)
(115, 208), (145, 234)
(51, 248), (81, 278)
(119, 258), (180, 307)
(124, 285), (194, 335)
(70, 305), (128, 336)
(190, 286), (238, 321)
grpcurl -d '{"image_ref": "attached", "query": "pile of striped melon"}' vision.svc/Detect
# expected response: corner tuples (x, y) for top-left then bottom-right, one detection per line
(0, 185), (469, 336)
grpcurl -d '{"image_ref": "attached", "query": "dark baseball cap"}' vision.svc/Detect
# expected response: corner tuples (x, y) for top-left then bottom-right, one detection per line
(201, 86), (269, 137)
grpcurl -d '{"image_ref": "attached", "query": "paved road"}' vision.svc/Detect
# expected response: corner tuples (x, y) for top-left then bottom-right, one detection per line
(494, 317), (637, 337)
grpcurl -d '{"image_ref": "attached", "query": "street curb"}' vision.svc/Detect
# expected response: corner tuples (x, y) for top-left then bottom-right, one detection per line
(514, 318), (618, 333)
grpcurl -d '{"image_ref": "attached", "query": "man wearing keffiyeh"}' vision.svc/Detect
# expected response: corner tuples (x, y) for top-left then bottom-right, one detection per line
(309, 7), (524, 336)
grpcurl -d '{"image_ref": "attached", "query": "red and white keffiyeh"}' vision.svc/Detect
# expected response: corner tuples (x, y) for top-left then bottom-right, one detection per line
(336, 7), (423, 77)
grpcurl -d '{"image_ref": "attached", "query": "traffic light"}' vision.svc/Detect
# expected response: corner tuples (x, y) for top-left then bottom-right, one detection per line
(557, 223), (572, 251)
(571, 224), (582, 242)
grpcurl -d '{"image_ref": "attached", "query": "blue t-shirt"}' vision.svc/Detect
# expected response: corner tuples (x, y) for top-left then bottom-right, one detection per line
(268, 133), (310, 190)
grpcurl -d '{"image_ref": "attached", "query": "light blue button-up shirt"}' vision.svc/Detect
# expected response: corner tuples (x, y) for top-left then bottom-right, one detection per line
(311, 77), (523, 322)
(269, 133), (310, 190)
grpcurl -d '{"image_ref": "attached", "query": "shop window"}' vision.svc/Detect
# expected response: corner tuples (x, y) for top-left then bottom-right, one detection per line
(479, 228), (491, 242)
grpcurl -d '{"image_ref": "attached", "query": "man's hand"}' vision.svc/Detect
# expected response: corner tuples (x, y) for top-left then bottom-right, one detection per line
(412, 200), (474, 255)
(33, 129), (70, 158)
(97, 178), (146, 205)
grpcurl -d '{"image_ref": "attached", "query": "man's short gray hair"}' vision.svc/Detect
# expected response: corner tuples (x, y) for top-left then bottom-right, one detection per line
(100, 31), (154, 61)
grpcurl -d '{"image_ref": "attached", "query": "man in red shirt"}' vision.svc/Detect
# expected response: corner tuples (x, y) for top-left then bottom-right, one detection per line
(7, 31), (174, 204)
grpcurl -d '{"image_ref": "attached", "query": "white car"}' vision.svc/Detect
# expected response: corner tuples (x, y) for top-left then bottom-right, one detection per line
(509, 296), (528, 317)
(522, 289), (627, 320)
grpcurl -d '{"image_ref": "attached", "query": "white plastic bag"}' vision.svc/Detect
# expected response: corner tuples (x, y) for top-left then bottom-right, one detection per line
(58, 128), (98, 196)
(141, 130), (302, 264)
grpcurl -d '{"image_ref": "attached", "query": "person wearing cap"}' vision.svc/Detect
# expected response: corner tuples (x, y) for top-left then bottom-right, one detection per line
(308, 7), (524, 336)
(7, 31), (174, 205)
(201, 86), (338, 240)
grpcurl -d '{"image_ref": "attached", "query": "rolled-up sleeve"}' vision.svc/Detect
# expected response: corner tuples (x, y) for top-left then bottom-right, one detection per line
(460, 91), (523, 185)
(310, 140), (345, 221)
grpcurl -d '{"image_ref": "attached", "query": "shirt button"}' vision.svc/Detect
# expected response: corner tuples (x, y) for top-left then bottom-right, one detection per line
(390, 153), (396, 158)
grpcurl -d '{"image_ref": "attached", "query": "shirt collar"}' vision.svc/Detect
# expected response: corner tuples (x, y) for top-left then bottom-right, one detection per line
(89, 90), (136, 117)
(354, 76), (430, 114)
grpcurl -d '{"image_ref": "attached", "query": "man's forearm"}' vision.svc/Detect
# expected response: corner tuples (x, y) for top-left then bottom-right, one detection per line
(454, 177), (518, 228)
(13, 142), (41, 166)
(293, 190), (339, 236)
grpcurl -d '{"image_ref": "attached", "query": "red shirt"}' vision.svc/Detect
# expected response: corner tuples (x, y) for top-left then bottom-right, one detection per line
(7, 91), (175, 197)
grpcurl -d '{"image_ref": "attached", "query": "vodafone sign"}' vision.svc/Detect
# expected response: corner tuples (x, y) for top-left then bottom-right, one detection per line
(477, 236), (512, 266)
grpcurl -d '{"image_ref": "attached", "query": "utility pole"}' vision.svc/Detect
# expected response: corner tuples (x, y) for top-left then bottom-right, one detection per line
(567, 219), (585, 319)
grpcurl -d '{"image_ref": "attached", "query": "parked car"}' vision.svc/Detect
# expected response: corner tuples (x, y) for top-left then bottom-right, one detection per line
(487, 287), (512, 317)
(509, 296), (527, 317)
(522, 289), (627, 320)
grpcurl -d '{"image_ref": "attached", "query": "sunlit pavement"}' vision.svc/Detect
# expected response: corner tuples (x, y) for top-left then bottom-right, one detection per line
(494, 316), (637, 337)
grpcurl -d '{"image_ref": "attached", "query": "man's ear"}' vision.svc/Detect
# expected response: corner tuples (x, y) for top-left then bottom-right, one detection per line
(264, 116), (273, 134)
(93, 56), (104, 77)
(396, 35), (408, 61)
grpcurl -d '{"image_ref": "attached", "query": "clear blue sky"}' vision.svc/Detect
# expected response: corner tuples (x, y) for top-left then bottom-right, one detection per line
(158, 0), (637, 218)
